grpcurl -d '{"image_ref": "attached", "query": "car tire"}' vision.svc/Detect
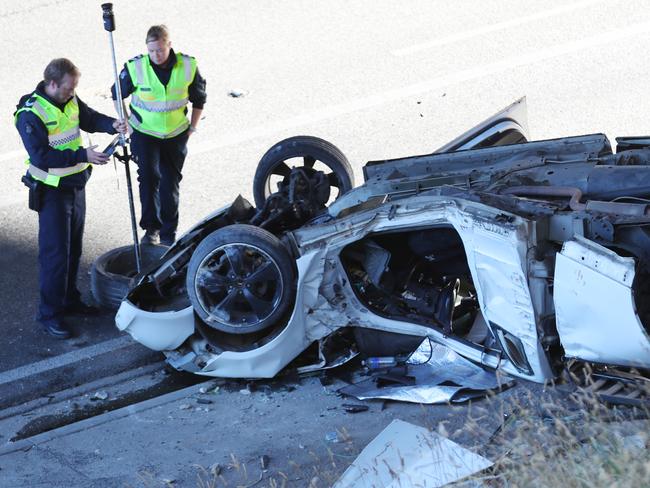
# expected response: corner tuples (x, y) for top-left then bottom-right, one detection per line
(91, 245), (168, 309)
(186, 224), (296, 334)
(253, 135), (354, 208)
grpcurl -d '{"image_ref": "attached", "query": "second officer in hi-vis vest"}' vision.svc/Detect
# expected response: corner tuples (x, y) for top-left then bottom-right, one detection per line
(14, 58), (127, 339)
(112, 24), (207, 247)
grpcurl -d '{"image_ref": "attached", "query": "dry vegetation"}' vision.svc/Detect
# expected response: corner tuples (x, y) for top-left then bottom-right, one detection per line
(460, 370), (650, 488)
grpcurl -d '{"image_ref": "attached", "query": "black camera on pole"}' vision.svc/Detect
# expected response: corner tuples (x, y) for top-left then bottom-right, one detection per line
(101, 3), (115, 32)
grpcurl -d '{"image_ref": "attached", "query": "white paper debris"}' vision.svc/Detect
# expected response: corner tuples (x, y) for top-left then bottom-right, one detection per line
(333, 419), (492, 488)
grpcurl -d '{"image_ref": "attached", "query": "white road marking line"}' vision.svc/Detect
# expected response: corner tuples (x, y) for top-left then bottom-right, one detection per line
(2, 20), (649, 174)
(189, 21), (650, 156)
(392, 0), (610, 56)
(0, 336), (133, 386)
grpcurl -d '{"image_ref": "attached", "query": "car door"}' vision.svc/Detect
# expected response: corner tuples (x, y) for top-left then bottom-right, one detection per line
(434, 97), (529, 153)
(553, 236), (650, 368)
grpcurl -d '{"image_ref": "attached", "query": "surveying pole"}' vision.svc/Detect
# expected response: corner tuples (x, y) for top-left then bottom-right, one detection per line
(101, 3), (142, 272)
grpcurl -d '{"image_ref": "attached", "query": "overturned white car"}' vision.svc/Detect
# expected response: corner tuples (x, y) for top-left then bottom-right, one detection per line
(116, 98), (650, 383)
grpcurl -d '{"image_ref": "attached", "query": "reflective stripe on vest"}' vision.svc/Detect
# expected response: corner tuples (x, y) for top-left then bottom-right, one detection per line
(14, 93), (90, 187)
(27, 162), (90, 186)
(126, 53), (197, 139)
(130, 94), (189, 113)
(48, 126), (82, 147)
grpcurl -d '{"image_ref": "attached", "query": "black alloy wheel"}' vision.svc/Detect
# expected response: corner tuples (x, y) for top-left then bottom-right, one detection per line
(186, 225), (296, 334)
(252, 135), (354, 208)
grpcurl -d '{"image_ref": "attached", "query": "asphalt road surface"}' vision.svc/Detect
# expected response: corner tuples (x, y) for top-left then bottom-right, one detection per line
(1, 0), (649, 485)
(0, 0), (648, 375)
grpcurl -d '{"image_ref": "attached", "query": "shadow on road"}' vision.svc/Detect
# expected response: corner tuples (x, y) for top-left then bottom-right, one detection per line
(0, 224), (121, 373)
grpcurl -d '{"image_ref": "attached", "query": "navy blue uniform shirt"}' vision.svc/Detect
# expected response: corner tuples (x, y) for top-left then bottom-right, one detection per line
(15, 82), (117, 188)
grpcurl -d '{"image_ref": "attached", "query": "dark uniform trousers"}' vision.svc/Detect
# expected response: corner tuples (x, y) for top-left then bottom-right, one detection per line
(37, 184), (85, 324)
(130, 129), (189, 242)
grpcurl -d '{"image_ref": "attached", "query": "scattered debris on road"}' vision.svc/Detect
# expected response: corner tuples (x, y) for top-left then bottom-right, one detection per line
(325, 431), (339, 443)
(90, 391), (108, 401)
(340, 341), (513, 404)
(227, 89), (248, 98)
(342, 403), (369, 413)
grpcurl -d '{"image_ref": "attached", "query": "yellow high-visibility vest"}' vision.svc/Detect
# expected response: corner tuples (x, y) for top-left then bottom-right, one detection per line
(15, 93), (89, 187)
(126, 53), (197, 139)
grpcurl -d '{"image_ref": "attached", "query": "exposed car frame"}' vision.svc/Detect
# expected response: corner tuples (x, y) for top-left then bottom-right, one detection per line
(116, 98), (650, 382)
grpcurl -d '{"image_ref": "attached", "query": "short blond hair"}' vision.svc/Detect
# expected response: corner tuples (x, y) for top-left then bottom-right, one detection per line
(146, 25), (170, 43)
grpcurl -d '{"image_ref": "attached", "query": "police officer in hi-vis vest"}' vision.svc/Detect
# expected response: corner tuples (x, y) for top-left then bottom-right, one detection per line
(111, 25), (207, 247)
(14, 58), (127, 339)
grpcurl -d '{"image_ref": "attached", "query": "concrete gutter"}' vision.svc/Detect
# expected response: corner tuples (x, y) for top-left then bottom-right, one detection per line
(0, 382), (207, 456)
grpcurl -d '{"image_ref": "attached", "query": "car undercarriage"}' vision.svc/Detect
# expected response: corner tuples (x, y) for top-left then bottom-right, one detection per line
(115, 98), (650, 384)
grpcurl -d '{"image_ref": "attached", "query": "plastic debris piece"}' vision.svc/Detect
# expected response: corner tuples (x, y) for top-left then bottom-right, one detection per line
(618, 433), (647, 451)
(325, 431), (339, 443)
(228, 89), (248, 98)
(362, 357), (398, 369)
(91, 391), (108, 401)
(342, 403), (369, 413)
